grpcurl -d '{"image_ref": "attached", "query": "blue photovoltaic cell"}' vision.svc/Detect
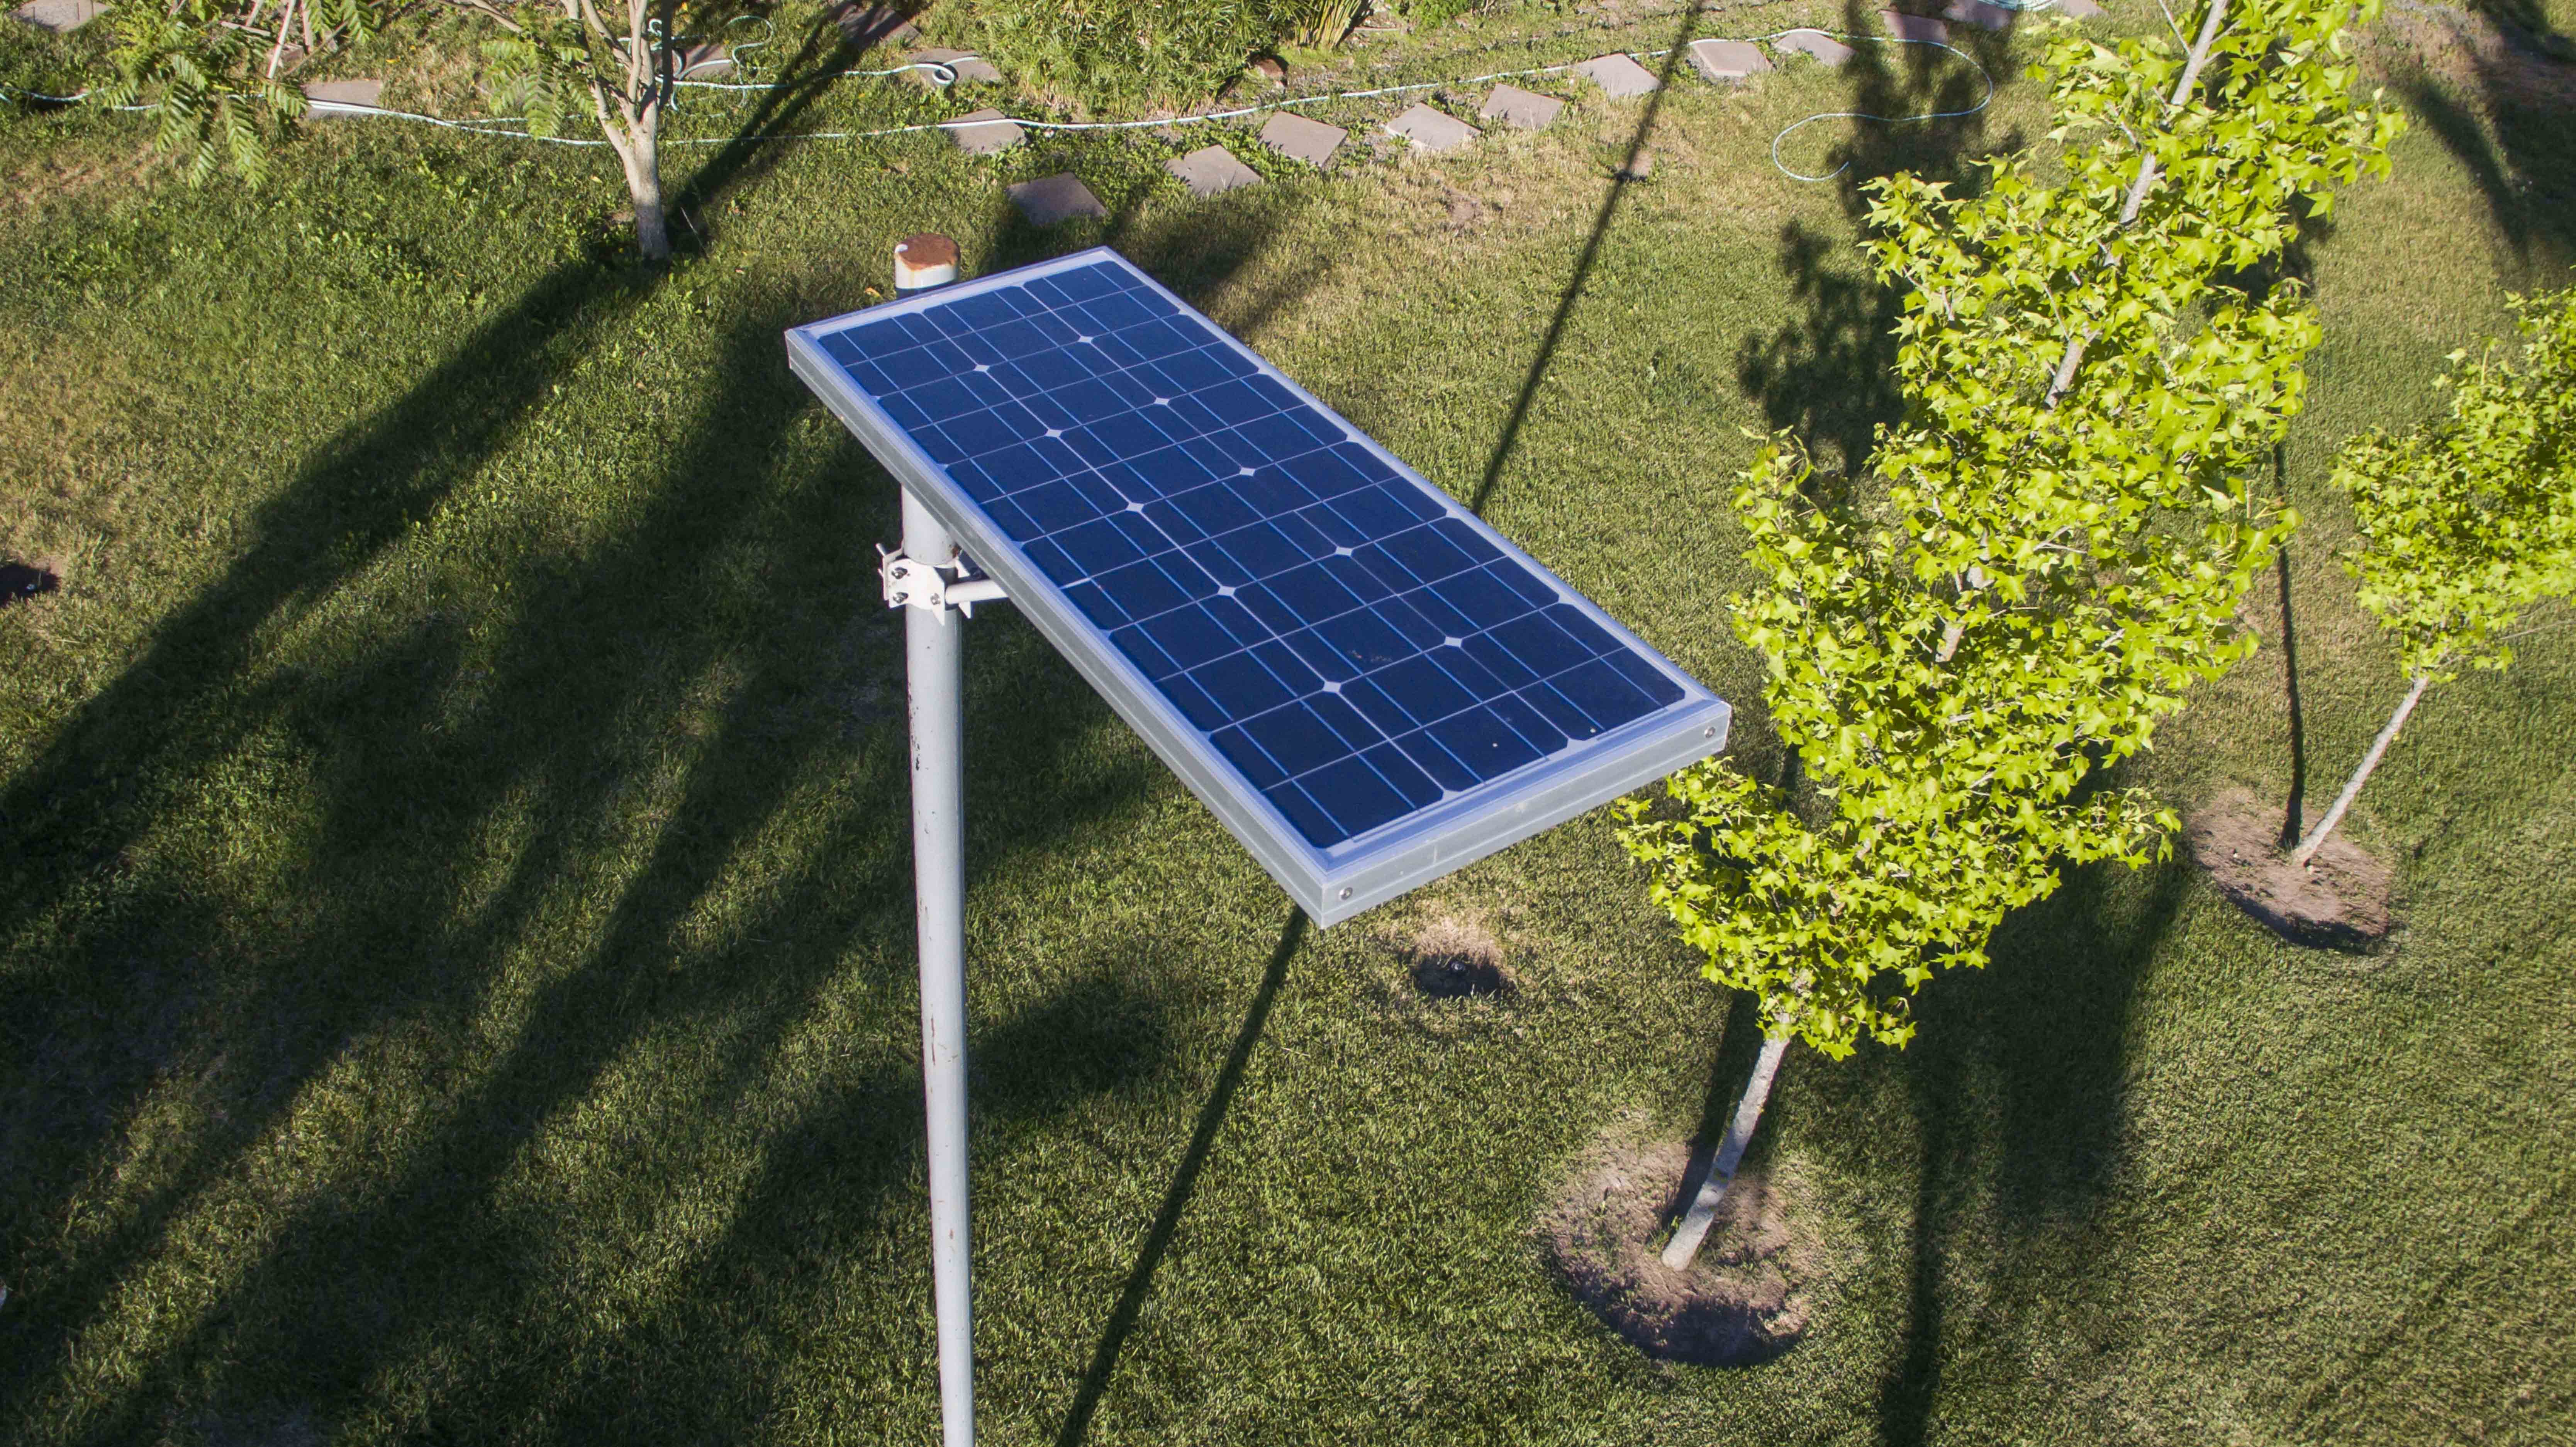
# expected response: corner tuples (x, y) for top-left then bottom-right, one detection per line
(790, 249), (1722, 887)
(809, 255), (1691, 849)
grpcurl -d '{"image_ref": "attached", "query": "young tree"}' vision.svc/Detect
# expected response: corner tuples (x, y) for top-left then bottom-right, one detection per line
(87, 0), (710, 260)
(95, 0), (373, 186)
(463, 0), (698, 261)
(1623, 0), (2398, 1268)
(2291, 283), (2576, 866)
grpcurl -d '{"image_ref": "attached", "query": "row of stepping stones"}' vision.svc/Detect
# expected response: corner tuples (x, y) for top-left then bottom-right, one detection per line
(7, 0), (2101, 218)
(990, 5), (2112, 226)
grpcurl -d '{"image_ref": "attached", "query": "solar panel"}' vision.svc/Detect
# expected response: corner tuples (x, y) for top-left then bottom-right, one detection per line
(787, 247), (1729, 926)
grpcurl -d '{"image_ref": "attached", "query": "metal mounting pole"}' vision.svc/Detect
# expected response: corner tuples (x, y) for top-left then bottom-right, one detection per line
(903, 483), (975, 1447)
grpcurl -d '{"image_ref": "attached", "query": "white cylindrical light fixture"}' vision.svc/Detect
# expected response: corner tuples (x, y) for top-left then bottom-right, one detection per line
(894, 233), (961, 294)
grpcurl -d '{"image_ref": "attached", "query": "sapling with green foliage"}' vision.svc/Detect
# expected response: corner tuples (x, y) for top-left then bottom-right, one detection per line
(2291, 282), (2576, 866)
(81, 0), (704, 257)
(461, 0), (729, 261)
(94, 0), (373, 187)
(1622, 0), (2398, 1268)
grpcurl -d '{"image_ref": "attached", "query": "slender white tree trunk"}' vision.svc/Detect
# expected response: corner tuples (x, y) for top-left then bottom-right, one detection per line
(2291, 673), (2428, 867)
(1662, 1033), (1790, 1271)
(590, 81), (669, 258)
(266, 0), (299, 78)
(581, 0), (672, 261)
(613, 115), (669, 260)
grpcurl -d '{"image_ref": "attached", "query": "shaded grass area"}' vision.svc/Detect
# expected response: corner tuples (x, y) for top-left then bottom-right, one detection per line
(3, 2), (2573, 1444)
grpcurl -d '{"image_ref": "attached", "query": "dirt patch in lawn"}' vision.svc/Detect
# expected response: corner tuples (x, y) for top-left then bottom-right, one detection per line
(2186, 789), (2396, 952)
(1402, 913), (1511, 998)
(2, 558), (61, 607)
(1540, 1121), (1815, 1368)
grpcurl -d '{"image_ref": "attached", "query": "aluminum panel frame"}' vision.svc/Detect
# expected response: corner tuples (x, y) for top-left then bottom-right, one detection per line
(787, 246), (1730, 926)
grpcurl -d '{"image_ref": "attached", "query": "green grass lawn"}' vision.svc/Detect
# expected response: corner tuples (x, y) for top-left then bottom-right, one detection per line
(3, 2), (2573, 1442)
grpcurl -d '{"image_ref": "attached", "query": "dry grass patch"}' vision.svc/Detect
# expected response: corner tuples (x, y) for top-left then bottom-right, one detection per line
(1401, 910), (1512, 998)
(0, 145), (159, 222)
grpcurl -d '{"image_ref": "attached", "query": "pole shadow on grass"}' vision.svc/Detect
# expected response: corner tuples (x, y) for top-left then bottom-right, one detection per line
(1054, 909), (1306, 1447)
(1462, 0), (1708, 519)
(2276, 528), (2313, 848)
(1871, 856), (2189, 1444)
(0, 21), (1328, 1441)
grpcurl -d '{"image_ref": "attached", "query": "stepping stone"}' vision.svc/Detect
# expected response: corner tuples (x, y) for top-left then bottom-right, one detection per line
(1942, 0), (2016, 29)
(946, 109), (1024, 154)
(1879, 9), (1951, 42)
(2058, 0), (2105, 15)
(9, 0), (103, 31)
(1387, 103), (1479, 153)
(830, 2), (918, 48)
(1165, 144), (1262, 197)
(1774, 29), (1856, 66)
(1007, 173), (1105, 226)
(676, 42), (732, 78)
(1686, 39), (1772, 83)
(301, 79), (386, 112)
(1259, 112), (1346, 167)
(1479, 83), (1564, 130)
(908, 47), (1003, 86)
(1575, 53), (1660, 99)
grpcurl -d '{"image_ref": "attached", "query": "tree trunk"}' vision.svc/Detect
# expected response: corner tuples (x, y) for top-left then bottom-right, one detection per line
(266, 0), (298, 79)
(1661, 1033), (1790, 1271)
(609, 112), (670, 261)
(2290, 673), (2428, 867)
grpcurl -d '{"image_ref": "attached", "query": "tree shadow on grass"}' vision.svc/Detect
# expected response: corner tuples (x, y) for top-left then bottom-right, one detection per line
(1464, 0), (1711, 519)
(1871, 856), (2189, 1444)
(1737, 0), (2019, 475)
(971, 132), (1378, 358)
(2274, 505), (2315, 847)
(2376, 2), (2576, 278)
(10, 278), (894, 1447)
(216, 955), (1192, 1441)
(0, 19), (1328, 1442)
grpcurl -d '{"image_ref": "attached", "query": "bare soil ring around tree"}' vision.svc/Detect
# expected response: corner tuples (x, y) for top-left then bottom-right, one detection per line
(1539, 1117), (1828, 1369)
(2186, 789), (2398, 952)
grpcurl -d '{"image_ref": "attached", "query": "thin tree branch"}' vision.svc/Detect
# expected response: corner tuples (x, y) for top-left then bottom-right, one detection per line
(454, 0), (525, 34)
(2044, 0), (2232, 410)
(265, 0), (297, 78)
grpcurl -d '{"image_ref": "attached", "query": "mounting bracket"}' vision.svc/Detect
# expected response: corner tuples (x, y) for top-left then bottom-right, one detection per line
(879, 545), (1011, 620)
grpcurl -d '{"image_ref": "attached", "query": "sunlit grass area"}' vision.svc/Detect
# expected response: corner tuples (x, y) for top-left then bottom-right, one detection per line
(3, 1), (2572, 1442)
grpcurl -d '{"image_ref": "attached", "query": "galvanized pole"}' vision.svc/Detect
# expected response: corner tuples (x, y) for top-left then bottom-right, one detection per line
(904, 485), (975, 1447)
(896, 234), (974, 1447)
